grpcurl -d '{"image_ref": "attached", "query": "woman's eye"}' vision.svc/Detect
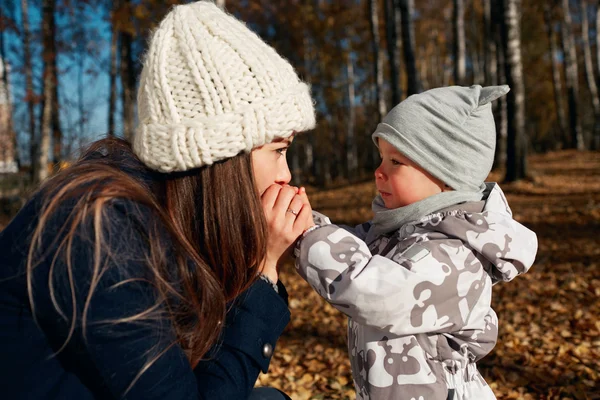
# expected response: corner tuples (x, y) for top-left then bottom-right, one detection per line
(276, 147), (288, 156)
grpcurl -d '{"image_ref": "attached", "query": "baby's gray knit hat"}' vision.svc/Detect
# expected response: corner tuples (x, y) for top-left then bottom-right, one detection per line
(372, 85), (509, 193)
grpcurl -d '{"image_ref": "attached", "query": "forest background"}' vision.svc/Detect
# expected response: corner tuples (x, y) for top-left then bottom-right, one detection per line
(0, 0), (598, 399)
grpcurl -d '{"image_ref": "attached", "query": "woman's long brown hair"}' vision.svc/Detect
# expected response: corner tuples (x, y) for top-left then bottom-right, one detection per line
(26, 137), (268, 392)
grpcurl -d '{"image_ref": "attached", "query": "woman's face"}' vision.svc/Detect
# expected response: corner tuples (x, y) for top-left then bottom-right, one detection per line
(251, 137), (293, 195)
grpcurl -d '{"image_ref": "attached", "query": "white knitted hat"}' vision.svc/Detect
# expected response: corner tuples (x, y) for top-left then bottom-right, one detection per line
(134, 1), (316, 172)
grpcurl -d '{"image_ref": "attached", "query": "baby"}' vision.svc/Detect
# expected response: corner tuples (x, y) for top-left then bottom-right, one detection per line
(294, 85), (538, 400)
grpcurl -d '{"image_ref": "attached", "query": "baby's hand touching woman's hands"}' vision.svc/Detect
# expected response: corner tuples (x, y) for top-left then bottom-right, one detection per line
(260, 184), (314, 282)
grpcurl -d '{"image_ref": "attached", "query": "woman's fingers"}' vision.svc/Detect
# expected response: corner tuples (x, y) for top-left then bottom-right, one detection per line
(285, 195), (304, 220)
(272, 185), (298, 215)
(261, 184), (282, 209)
(260, 184), (315, 268)
(293, 204), (312, 232)
(294, 187), (314, 230)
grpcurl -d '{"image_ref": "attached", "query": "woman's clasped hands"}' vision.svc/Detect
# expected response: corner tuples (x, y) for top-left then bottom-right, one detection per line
(260, 184), (314, 282)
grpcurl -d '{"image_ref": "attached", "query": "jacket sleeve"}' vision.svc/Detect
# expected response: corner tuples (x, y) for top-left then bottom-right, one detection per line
(295, 224), (492, 337)
(194, 280), (290, 398)
(311, 210), (371, 241)
(33, 201), (290, 400)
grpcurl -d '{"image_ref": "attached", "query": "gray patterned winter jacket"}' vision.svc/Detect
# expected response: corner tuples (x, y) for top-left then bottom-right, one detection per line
(294, 184), (537, 399)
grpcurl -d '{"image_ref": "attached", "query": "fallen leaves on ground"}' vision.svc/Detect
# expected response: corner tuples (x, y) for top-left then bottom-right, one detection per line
(257, 150), (600, 400)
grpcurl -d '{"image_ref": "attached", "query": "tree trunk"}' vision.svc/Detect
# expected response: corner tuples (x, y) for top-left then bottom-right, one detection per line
(302, 33), (315, 183)
(484, 0), (498, 86)
(108, 2), (120, 136)
(561, 0), (584, 150)
(470, 10), (484, 84)
(385, 0), (402, 105)
(501, 0), (527, 182)
(431, 29), (444, 88)
(581, 0), (600, 147)
(492, 0), (507, 169)
(51, 51), (61, 164)
(596, 3), (600, 88)
(544, 5), (568, 146)
(346, 55), (358, 180)
(21, 0), (37, 180)
(0, 4), (18, 170)
(369, 0), (386, 120)
(77, 29), (85, 154)
(594, 2), (600, 149)
(453, 0), (466, 85)
(37, 0), (58, 184)
(398, 0), (421, 95)
(471, 35), (484, 84)
(120, 33), (135, 141)
(215, 0), (225, 9)
(420, 45), (430, 90)
(120, 0), (135, 142)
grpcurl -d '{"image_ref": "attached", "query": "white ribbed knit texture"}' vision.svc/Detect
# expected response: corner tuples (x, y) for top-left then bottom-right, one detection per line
(134, 1), (316, 172)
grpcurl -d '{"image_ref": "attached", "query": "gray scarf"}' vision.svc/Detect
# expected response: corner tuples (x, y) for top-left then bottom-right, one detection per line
(366, 186), (484, 244)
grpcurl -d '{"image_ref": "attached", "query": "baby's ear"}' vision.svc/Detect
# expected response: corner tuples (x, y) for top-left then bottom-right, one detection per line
(478, 85), (510, 106)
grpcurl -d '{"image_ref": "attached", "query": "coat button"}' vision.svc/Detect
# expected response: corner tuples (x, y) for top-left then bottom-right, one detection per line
(262, 343), (273, 358)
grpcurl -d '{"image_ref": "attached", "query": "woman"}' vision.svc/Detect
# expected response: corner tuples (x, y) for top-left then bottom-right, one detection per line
(0, 2), (315, 399)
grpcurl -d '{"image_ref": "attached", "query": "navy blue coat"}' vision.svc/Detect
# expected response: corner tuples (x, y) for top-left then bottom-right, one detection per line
(0, 164), (290, 399)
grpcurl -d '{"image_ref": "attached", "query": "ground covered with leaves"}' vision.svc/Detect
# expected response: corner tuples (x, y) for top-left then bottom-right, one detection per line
(257, 150), (600, 400)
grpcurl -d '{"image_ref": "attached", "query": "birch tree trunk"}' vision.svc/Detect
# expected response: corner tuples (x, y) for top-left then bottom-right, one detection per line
(21, 0), (37, 180)
(562, 0), (584, 150)
(108, 1), (120, 136)
(369, 0), (386, 120)
(215, 0), (225, 9)
(581, 0), (600, 147)
(501, 0), (527, 182)
(37, 0), (58, 184)
(385, 0), (402, 105)
(398, 0), (421, 95)
(471, 36), (484, 84)
(543, 5), (568, 146)
(453, 0), (466, 85)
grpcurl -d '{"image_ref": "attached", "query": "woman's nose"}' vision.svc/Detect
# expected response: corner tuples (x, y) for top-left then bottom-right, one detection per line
(276, 163), (292, 185)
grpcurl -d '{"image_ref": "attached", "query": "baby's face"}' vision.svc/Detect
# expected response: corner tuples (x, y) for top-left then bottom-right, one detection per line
(374, 139), (445, 209)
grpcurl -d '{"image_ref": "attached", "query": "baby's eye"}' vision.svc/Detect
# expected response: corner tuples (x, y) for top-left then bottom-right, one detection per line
(391, 159), (402, 165)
